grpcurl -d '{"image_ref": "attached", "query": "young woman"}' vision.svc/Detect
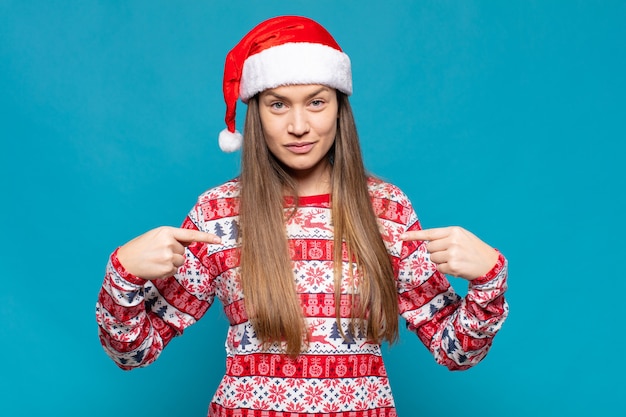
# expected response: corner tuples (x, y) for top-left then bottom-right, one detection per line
(96, 16), (508, 416)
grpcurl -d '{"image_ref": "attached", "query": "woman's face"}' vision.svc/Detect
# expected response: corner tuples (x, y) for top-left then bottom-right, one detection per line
(258, 84), (338, 192)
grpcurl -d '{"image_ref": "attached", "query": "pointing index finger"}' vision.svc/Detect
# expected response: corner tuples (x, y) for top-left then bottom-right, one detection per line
(171, 227), (222, 245)
(400, 227), (448, 242)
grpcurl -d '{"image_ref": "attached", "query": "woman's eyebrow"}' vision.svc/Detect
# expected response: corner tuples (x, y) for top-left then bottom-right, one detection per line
(264, 91), (287, 100)
(305, 86), (330, 99)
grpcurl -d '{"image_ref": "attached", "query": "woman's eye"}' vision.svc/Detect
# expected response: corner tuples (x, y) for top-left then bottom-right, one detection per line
(310, 99), (324, 107)
(271, 102), (285, 110)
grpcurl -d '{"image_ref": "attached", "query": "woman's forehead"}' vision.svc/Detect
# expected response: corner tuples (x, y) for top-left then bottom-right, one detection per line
(260, 84), (336, 99)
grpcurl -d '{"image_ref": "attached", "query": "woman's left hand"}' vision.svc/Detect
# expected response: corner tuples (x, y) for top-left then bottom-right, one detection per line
(400, 226), (499, 281)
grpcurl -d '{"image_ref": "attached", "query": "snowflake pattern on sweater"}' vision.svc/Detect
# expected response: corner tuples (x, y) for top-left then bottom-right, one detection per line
(96, 178), (509, 416)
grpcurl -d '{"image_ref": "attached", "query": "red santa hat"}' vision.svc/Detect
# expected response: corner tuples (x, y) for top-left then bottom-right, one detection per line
(218, 15), (353, 152)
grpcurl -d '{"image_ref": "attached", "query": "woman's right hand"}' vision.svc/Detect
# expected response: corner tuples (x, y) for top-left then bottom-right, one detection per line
(116, 226), (222, 280)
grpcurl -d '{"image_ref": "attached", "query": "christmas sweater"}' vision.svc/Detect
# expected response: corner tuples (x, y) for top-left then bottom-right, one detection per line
(96, 178), (509, 416)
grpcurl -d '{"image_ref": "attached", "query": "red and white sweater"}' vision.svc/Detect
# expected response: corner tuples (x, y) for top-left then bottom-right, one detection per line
(96, 178), (508, 416)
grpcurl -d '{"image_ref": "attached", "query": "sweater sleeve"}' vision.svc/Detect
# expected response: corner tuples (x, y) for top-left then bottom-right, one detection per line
(396, 220), (509, 371)
(95, 216), (216, 370)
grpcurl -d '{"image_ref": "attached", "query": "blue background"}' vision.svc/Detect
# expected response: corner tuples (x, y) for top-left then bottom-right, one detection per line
(1, 1), (624, 416)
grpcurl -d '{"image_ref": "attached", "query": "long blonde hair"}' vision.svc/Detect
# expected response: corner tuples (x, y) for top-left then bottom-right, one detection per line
(239, 91), (398, 356)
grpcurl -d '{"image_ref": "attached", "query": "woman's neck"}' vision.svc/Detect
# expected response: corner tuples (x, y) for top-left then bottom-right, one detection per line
(289, 164), (332, 196)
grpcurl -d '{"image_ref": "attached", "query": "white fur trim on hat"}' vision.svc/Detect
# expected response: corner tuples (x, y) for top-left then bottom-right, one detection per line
(240, 42), (352, 102)
(219, 128), (244, 152)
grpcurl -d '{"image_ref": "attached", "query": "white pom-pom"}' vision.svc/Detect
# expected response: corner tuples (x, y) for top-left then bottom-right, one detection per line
(218, 128), (243, 152)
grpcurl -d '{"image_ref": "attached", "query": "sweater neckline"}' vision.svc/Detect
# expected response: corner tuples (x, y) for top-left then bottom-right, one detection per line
(284, 194), (330, 206)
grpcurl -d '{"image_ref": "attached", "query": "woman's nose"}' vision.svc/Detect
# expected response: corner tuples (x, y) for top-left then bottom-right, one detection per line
(287, 109), (310, 136)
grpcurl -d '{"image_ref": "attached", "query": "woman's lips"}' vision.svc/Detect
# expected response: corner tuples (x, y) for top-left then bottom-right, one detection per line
(285, 142), (315, 154)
